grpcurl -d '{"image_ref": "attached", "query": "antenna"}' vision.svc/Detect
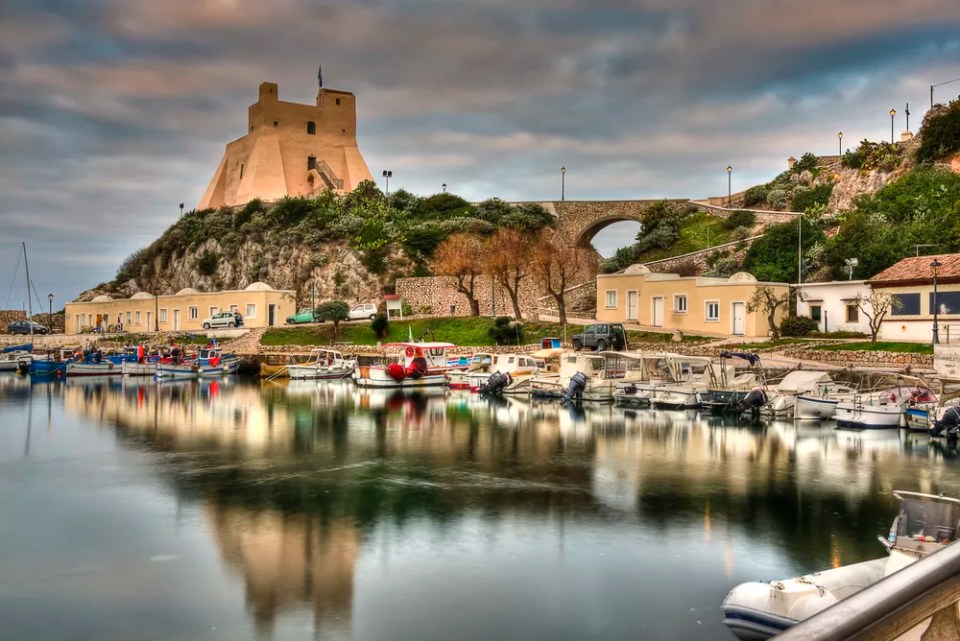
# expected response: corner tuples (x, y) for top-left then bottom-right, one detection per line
(317, 64), (323, 89)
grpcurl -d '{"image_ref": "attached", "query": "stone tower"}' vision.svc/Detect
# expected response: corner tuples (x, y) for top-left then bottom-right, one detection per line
(198, 79), (373, 209)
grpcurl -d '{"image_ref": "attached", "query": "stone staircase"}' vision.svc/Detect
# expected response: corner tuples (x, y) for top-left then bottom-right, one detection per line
(221, 327), (266, 355)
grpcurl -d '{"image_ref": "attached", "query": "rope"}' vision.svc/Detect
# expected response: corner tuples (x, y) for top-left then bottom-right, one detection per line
(4, 252), (22, 308)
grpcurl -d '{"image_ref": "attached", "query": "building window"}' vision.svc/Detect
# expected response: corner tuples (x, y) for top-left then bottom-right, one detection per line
(846, 304), (859, 323)
(706, 301), (720, 322)
(273, 120), (279, 128)
(189, 307), (199, 320)
(674, 295), (688, 314)
(230, 304), (238, 312)
(307, 121), (316, 135)
(929, 291), (960, 315)
(810, 305), (822, 322)
(126, 312), (131, 325)
(135, 311), (141, 325)
(891, 293), (921, 316)
(246, 304), (256, 318)
(240, 163), (244, 179)
(307, 156), (317, 170)
(210, 307), (219, 317)
(159, 309), (167, 323)
(605, 291), (617, 309)
(336, 98), (341, 105)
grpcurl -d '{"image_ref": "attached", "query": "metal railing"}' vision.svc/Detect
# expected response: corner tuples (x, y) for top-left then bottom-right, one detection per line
(774, 541), (960, 640)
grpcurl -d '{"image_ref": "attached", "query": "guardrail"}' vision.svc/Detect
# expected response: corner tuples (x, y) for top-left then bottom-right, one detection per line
(773, 541), (960, 640)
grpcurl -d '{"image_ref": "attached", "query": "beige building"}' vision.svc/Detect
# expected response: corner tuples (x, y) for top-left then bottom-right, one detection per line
(198, 78), (373, 209)
(64, 282), (295, 335)
(595, 266), (789, 337)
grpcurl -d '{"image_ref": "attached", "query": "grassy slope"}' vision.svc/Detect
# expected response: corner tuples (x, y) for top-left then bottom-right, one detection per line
(819, 341), (933, 354)
(261, 317), (711, 348)
(632, 212), (734, 263)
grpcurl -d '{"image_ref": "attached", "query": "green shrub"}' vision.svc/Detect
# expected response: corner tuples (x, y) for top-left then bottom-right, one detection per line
(792, 152), (818, 173)
(742, 218), (824, 283)
(791, 182), (834, 213)
(400, 299), (414, 316)
(766, 188), (790, 209)
(488, 316), (524, 345)
(841, 140), (903, 172)
(370, 313), (389, 340)
(723, 210), (756, 230)
(730, 226), (753, 242)
(780, 315), (819, 337)
(197, 250), (219, 276)
(743, 185), (769, 207)
(917, 99), (960, 164)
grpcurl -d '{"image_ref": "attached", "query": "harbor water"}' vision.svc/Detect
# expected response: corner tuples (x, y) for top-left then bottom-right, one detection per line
(2, 374), (959, 641)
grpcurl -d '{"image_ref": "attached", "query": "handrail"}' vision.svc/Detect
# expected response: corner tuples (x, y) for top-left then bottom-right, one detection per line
(774, 541), (960, 640)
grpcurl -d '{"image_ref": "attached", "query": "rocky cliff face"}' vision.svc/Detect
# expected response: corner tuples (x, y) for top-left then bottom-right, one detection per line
(77, 239), (393, 305)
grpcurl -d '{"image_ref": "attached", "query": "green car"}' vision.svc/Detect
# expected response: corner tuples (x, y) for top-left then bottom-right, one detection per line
(285, 308), (320, 324)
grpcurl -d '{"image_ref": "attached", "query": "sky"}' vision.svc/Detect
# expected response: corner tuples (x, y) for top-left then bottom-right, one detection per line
(2, 0), (960, 307)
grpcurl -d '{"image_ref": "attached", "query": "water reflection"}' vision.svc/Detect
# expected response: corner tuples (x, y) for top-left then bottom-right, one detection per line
(6, 376), (960, 640)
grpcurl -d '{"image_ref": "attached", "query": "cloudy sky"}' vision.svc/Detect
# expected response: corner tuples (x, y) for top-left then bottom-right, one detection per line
(2, 0), (960, 306)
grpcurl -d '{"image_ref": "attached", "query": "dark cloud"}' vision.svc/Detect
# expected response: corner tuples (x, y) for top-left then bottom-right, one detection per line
(1, 0), (959, 300)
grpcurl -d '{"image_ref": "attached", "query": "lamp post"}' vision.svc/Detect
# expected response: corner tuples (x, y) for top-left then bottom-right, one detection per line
(889, 108), (896, 144)
(382, 170), (392, 196)
(154, 292), (159, 332)
(560, 166), (566, 201)
(47, 293), (53, 332)
(932, 258), (942, 345)
(179, 203), (184, 218)
(726, 165), (732, 208)
(838, 131), (843, 156)
(442, 183), (447, 194)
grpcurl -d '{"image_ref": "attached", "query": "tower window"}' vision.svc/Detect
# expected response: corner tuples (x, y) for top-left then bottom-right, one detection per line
(273, 120), (278, 128)
(336, 98), (341, 106)
(240, 163), (245, 179)
(307, 121), (316, 135)
(307, 156), (317, 170)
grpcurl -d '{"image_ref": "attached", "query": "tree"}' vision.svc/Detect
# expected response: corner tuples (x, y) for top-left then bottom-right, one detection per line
(531, 231), (596, 325)
(485, 228), (534, 319)
(857, 290), (900, 345)
(370, 313), (390, 340)
(432, 234), (485, 316)
(315, 300), (349, 335)
(742, 218), (824, 283)
(746, 286), (790, 339)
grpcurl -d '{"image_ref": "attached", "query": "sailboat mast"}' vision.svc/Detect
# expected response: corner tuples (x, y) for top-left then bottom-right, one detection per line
(22, 242), (33, 340)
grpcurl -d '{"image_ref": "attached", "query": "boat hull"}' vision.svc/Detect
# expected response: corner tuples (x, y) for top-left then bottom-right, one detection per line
(834, 402), (903, 430)
(286, 364), (353, 380)
(67, 362), (123, 377)
(156, 364), (223, 379)
(795, 395), (839, 421)
(354, 366), (447, 388)
(121, 362), (157, 377)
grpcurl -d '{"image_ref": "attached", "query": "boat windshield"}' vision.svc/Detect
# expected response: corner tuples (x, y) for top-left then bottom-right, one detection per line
(894, 496), (960, 545)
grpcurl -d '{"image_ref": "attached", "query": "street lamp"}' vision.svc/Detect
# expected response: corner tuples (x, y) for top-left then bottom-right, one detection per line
(889, 108), (896, 144)
(47, 293), (53, 332)
(726, 165), (733, 208)
(560, 166), (566, 201)
(179, 203), (184, 218)
(932, 258), (942, 345)
(382, 170), (392, 196)
(442, 183), (447, 194)
(838, 131), (843, 156)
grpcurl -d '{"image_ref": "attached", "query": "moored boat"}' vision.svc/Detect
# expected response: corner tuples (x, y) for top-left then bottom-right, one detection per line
(353, 342), (458, 389)
(834, 377), (936, 430)
(761, 370), (834, 419)
(0, 343), (32, 372)
(286, 349), (355, 380)
(721, 490), (960, 640)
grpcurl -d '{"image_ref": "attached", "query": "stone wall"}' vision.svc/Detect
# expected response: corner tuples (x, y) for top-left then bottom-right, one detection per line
(395, 275), (546, 319)
(781, 346), (933, 370)
(0, 310), (26, 328)
(536, 280), (597, 316)
(689, 202), (798, 224)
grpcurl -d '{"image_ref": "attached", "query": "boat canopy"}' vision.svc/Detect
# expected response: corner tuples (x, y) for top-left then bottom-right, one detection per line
(720, 351), (762, 366)
(531, 347), (566, 360)
(2, 343), (32, 353)
(776, 370), (832, 394)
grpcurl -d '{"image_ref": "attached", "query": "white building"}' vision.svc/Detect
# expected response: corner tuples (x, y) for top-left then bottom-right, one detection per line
(795, 280), (873, 335)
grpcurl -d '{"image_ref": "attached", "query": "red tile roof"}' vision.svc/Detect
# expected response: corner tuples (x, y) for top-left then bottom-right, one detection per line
(869, 253), (960, 286)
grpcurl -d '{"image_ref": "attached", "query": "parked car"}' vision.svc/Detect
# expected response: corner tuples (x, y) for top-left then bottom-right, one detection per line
(347, 303), (378, 321)
(571, 323), (628, 351)
(286, 308), (320, 324)
(202, 311), (240, 329)
(7, 320), (49, 335)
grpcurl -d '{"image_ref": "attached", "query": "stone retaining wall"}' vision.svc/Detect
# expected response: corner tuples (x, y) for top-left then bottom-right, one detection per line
(781, 346), (933, 370)
(0, 310), (27, 328)
(395, 275), (545, 319)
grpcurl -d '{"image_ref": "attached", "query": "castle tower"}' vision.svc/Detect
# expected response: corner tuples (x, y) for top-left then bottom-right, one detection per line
(198, 77), (373, 209)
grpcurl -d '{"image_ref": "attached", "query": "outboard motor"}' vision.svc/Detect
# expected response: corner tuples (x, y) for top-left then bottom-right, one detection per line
(480, 371), (512, 395)
(561, 371), (589, 405)
(932, 406), (960, 443)
(739, 387), (768, 420)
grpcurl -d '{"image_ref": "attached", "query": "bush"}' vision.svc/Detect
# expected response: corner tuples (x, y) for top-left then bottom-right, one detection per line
(742, 218), (824, 283)
(370, 313), (389, 340)
(730, 225), (753, 242)
(197, 250), (219, 276)
(792, 152), (819, 173)
(791, 182), (834, 213)
(917, 99), (960, 164)
(400, 299), (414, 317)
(841, 140), (903, 172)
(488, 316), (524, 345)
(780, 315), (819, 337)
(743, 185), (768, 207)
(766, 188), (790, 209)
(723, 210), (756, 230)
(637, 225), (679, 251)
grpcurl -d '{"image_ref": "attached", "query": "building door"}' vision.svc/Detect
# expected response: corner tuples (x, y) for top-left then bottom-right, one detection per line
(732, 302), (746, 336)
(173, 309), (180, 331)
(268, 304), (276, 326)
(146, 312), (152, 332)
(627, 292), (638, 321)
(652, 297), (664, 327)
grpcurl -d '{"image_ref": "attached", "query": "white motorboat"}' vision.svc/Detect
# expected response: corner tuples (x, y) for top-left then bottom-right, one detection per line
(651, 356), (716, 410)
(353, 342), (459, 389)
(761, 370), (834, 419)
(722, 490), (960, 640)
(448, 353), (494, 390)
(156, 362), (222, 379)
(66, 360), (124, 377)
(121, 361), (157, 376)
(794, 382), (859, 421)
(286, 349), (355, 380)
(701, 352), (764, 413)
(529, 352), (632, 402)
(0, 343), (32, 372)
(834, 379), (936, 430)
(470, 353), (543, 394)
